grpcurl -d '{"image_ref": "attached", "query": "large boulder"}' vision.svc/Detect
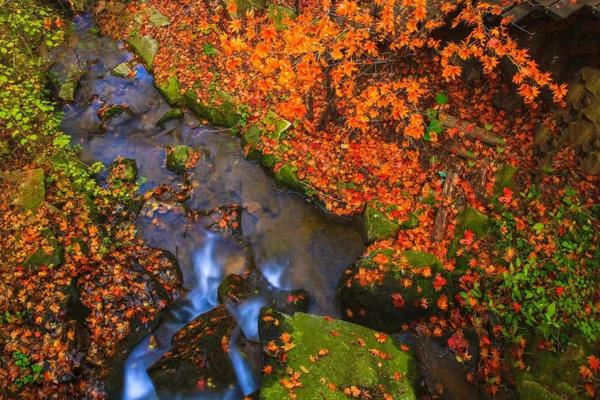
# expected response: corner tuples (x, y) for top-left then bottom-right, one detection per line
(338, 249), (452, 333)
(147, 305), (238, 397)
(259, 308), (417, 399)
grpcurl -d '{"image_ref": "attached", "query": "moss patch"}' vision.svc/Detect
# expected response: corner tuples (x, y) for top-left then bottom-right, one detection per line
(260, 310), (417, 400)
(183, 90), (240, 128)
(127, 34), (158, 69)
(364, 205), (399, 242)
(274, 163), (304, 193)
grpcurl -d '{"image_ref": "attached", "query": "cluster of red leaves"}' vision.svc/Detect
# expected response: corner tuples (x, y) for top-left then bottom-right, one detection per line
(580, 355), (600, 398)
(0, 167), (182, 398)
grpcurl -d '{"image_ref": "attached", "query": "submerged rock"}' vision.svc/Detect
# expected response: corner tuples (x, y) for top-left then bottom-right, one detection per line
(111, 62), (132, 78)
(147, 305), (238, 397)
(259, 308), (417, 399)
(108, 157), (137, 183)
(156, 108), (184, 128)
(364, 204), (399, 242)
(3, 168), (45, 210)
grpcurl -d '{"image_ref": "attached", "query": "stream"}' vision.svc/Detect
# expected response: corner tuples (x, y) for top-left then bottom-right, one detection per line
(55, 15), (365, 400)
(48, 12), (506, 400)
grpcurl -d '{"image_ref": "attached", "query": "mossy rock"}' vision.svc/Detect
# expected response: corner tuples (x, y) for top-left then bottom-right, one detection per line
(27, 228), (63, 268)
(241, 125), (263, 160)
(155, 75), (181, 105)
(582, 151), (600, 175)
(127, 35), (158, 69)
(534, 124), (553, 152)
(111, 62), (132, 78)
(165, 145), (192, 174)
(267, 3), (296, 30)
(108, 157), (137, 183)
(455, 207), (490, 238)
(513, 338), (593, 400)
(183, 90), (240, 128)
(156, 108), (183, 128)
(494, 164), (517, 194)
(364, 205), (399, 242)
(67, 0), (90, 13)
(565, 83), (587, 109)
(273, 163), (304, 193)
(260, 153), (280, 169)
(338, 250), (451, 332)
(262, 110), (292, 140)
(580, 67), (600, 96)
(565, 119), (596, 149)
(259, 309), (417, 400)
(147, 7), (170, 27)
(3, 168), (45, 210)
(582, 96), (600, 124)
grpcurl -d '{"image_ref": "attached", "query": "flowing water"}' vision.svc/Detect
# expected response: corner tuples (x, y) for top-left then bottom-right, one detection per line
(55, 15), (365, 399)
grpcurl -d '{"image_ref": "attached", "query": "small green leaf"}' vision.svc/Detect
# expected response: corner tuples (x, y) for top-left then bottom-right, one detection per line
(203, 43), (217, 56)
(435, 92), (448, 105)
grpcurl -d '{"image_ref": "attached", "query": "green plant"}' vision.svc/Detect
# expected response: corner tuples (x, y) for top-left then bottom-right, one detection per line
(12, 351), (42, 388)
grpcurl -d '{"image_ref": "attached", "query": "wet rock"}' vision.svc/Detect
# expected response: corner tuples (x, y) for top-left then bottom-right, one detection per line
(126, 35), (158, 69)
(155, 75), (181, 105)
(338, 249), (451, 332)
(156, 108), (183, 128)
(582, 151), (600, 175)
(273, 163), (304, 193)
(108, 157), (137, 183)
(165, 145), (192, 174)
(183, 90), (240, 128)
(3, 168), (45, 210)
(27, 228), (63, 268)
(111, 62), (132, 78)
(259, 308), (417, 399)
(48, 57), (83, 102)
(272, 289), (310, 314)
(511, 338), (593, 400)
(363, 204), (399, 242)
(218, 273), (252, 305)
(147, 305), (238, 397)
(202, 204), (242, 236)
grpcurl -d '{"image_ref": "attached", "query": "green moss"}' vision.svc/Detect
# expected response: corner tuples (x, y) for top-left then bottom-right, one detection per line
(494, 164), (517, 194)
(155, 75), (181, 105)
(241, 125), (262, 160)
(403, 250), (442, 269)
(127, 35), (158, 69)
(273, 163), (304, 193)
(364, 205), (399, 242)
(260, 311), (417, 400)
(183, 90), (240, 128)
(262, 110), (292, 140)
(455, 207), (490, 237)
(147, 7), (170, 27)
(4, 168), (45, 210)
(108, 158), (137, 183)
(166, 145), (192, 174)
(111, 62), (132, 78)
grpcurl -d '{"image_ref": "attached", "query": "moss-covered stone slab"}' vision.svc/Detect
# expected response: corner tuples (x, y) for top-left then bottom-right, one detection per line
(241, 125), (263, 160)
(582, 96), (600, 124)
(259, 309), (417, 400)
(156, 108), (183, 127)
(183, 90), (241, 128)
(108, 157), (137, 183)
(4, 168), (45, 210)
(127, 35), (158, 69)
(262, 110), (292, 140)
(165, 145), (192, 174)
(155, 75), (181, 105)
(565, 119), (596, 149)
(565, 82), (587, 109)
(403, 250), (442, 269)
(364, 205), (399, 242)
(147, 305), (238, 397)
